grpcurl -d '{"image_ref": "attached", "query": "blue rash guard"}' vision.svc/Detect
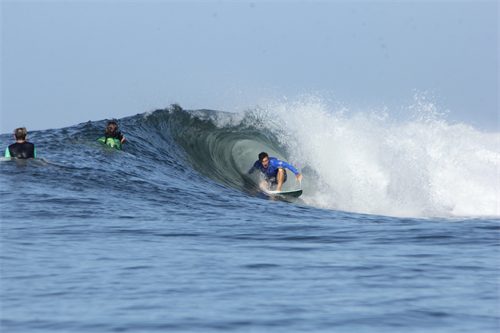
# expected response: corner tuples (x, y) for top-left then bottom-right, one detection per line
(248, 157), (299, 179)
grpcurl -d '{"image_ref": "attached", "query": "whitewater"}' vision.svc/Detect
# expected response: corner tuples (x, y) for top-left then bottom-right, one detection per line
(1, 100), (499, 332)
(270, 98), (498, 218)
(186, 98), (498, 218)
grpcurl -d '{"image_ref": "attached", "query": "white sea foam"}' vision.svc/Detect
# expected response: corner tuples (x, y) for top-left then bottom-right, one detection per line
(257, 95), (499, 218)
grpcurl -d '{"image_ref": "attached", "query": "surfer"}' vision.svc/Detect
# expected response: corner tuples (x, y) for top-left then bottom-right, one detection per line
(97, 122), (126, 150)
(5, 127), (37, 159)
(247, 152), (303, 191)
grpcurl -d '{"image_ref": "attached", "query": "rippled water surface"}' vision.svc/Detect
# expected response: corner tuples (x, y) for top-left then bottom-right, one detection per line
(1, 107), (498, 332)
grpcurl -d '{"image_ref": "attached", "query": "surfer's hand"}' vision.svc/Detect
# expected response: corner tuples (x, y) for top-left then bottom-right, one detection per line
(296, 174), (303, 181)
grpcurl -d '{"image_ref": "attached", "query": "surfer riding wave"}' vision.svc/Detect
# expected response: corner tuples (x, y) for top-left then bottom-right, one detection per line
(247, 152), (303, 191)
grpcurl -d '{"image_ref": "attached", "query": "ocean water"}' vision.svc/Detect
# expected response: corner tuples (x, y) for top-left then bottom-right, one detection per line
(1, 103), (499, 332)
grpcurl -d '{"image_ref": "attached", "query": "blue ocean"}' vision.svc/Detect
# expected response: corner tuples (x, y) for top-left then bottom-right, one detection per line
(1, 103), (499, 332)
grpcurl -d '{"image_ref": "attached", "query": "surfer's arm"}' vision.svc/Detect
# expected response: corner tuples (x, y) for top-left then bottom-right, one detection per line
(247, 162), (259, 175)
(275, 160), (302, 181)
(278, 160), (299, 176)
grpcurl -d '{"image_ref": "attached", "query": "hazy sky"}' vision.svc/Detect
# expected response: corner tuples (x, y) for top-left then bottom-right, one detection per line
(2, 1), (498, 133)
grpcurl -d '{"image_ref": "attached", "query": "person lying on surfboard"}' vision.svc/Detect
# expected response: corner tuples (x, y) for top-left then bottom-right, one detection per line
(247, 152), (303, 191)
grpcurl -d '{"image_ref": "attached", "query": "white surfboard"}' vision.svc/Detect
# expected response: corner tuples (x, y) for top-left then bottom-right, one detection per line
(265, 189), (302, 198)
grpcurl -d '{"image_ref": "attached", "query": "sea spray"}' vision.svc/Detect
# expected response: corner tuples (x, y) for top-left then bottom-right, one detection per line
(249, 97), (499, 218)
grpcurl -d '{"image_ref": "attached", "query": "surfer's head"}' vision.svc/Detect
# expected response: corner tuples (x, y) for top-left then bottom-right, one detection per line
(259, 152), (270, 168)
(14, 127), (27, 141)
(105, 122), (119, 138)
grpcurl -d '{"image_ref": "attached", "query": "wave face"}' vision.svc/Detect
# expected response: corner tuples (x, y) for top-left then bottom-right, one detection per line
(3, 103), (498, 218)
(130, 103), (497, 218)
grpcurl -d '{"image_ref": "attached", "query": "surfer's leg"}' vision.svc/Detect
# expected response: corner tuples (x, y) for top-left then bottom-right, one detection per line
(276, 168), (286, 191)
(260, 177), (271, 189)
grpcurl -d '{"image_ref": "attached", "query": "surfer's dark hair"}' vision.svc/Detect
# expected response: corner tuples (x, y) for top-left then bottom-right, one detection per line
(258, 152), (269, 161)
(14, 127), (27, 140)
(105, 122), (119, 138)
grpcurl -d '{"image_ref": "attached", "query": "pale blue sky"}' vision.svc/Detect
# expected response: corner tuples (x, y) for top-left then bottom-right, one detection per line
(2, 1), (498, 133)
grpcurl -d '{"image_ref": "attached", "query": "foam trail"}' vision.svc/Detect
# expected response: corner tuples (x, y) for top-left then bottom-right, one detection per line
(257, 97), (499, 218)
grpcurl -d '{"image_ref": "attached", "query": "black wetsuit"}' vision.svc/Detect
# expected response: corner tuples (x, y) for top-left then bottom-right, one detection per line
(6, 142), (36, 159)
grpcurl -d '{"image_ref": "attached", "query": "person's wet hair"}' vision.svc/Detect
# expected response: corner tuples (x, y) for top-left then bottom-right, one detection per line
(14, 127), (27, 140)
(258, 152), (269, 162)
(105, 122), (119, 138)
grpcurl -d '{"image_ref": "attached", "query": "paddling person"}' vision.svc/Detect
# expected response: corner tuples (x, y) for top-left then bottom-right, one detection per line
(97, 121), (125, 150)
(5, 127), (37, 159)
(247, 152), (303, 191)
